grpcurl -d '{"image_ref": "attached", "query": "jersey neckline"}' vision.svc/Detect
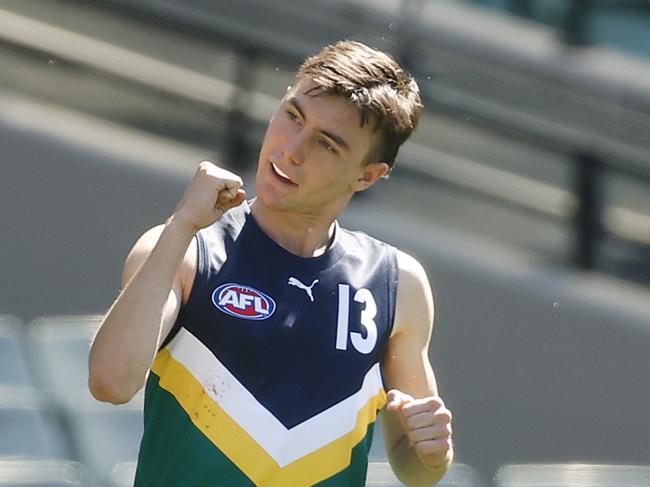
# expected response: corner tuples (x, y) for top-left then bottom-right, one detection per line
(241, 200), (347, 272)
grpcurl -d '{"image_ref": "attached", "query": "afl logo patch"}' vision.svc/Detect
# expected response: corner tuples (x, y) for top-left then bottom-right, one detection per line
(212, 283), (276, 320)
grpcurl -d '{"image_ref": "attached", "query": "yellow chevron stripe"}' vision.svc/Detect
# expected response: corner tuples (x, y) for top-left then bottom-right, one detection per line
(152, 350), (386, 486)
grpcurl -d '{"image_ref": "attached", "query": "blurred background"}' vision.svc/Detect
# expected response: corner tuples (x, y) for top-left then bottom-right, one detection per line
(1, 0), (649, 486)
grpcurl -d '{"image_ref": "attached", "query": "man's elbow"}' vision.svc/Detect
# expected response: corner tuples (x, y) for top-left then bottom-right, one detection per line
(88, 368), (138, 405)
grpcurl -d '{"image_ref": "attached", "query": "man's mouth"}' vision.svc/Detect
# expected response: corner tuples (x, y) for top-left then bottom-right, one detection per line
(271, 162), (296, 184)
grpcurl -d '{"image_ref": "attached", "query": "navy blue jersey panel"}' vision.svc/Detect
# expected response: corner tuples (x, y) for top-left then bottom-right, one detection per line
(175, 201), (397, 429)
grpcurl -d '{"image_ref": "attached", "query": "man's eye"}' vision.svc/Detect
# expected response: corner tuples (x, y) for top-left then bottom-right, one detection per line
(286, 111), (299, 123)
(320, 140), (337, 153)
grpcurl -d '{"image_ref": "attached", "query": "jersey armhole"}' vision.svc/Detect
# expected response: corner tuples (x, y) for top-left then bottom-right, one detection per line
(386, 244), (398, 340)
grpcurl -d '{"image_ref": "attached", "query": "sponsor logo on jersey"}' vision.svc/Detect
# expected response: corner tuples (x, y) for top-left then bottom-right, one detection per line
(212, 283), (276, 320)
(288, 276), (319, 302)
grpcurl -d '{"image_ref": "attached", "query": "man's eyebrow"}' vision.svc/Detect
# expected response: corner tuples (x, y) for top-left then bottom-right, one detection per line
(287, 97), (306, 120)
(320, 128), (351, 152)
(288, 97), (351, 152)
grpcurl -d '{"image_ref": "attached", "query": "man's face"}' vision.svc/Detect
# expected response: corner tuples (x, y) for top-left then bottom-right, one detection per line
(254, 78), (385, 216)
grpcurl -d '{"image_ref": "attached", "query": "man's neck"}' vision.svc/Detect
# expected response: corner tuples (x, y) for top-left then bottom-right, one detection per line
(249, 199), (338, 258)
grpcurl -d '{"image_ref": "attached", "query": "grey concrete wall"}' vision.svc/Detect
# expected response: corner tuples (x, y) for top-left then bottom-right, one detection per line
(2, 99), (649, 484)
(1, 107), (195, 320)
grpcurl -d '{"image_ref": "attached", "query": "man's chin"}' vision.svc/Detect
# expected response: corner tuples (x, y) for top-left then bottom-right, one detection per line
(252, 187), (295, 212)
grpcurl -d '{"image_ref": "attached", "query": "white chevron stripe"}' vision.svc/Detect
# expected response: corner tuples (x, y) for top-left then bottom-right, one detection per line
(165, 327), (383, 467)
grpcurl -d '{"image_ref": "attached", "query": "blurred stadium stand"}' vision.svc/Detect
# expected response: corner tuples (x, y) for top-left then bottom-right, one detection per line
(65, 392), (143, 486)
(0, 316), (32, 386)
(25, 316), (144, 486)
(495, 463), (650, 487)
(108, 462), (136, 487)
(105, 460), (485, 487)
(2, 0), (649, 281)
(0, 457), (87, 486)
(463, 0), (650, 58)
(1, 0), (649, 485)
(366, 462), (486, 487)
(25, 316), (102, 407)
(0, 384), (68, 459)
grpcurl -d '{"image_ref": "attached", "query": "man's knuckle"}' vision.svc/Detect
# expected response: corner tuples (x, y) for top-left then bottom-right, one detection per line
(400, 403), (415, 416)
(438, 427), (451, 439)
(405, 416), (418, 430)
(417, 441), (439, 456)
(435, 408), (452, 423)
(427, 396), (443, 407)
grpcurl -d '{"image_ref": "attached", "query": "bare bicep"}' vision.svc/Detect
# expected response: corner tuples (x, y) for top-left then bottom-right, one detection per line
(384, 250), (437, 396)
(159, 236), (198, 345)
(121, 225), (167, 287)
(120, 225), (196, 346)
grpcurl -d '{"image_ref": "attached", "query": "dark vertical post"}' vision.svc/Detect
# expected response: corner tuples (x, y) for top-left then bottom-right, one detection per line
(225, 48), (258, 170)
(573, 152), (603, 270)
(510, 0), (534, 18)
(562, 0), (594, 46)
(396, 0), (424, 71)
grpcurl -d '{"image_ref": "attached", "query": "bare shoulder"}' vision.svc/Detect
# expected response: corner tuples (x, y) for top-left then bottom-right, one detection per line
(393, 249), (434, 339)
(396, 250), (431, 291)
(122, 224), (198, 302)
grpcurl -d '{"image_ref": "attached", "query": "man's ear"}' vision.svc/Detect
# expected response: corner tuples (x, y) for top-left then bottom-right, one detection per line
(352, 162), (391, 192)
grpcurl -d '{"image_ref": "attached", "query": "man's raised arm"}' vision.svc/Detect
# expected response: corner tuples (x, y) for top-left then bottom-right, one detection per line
(88, 161), (246, 404)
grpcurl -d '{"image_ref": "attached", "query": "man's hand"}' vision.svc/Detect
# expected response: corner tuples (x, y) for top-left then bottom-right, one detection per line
(172, 161), (247, 233)
(386, 389), (453, 470)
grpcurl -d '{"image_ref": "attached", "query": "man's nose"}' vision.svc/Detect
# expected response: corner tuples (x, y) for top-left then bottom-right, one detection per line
(282, 133), (307, 165)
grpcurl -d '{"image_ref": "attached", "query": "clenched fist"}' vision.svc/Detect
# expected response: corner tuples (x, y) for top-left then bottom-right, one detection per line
(386, 389), (453, 469)
(172, 161), (247, 233)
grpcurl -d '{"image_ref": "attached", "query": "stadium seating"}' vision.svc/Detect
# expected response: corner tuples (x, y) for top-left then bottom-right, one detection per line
(0, 384), (69, 458)
(0, 316), (32, 386)
(495, 463), (650, 487)
(65, 390), (143, 486)
(0, 457), (87, 486)
(0, 315), (89, 484)
(24, 315), (103, 406)
(106, 460), (484, 486)
(25, 315), (144, 486)
(109, 461), (137, 487)
(366, 461), (485, 486)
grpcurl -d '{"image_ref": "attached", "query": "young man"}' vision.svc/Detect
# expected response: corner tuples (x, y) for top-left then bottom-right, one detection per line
(89, 40), (453, 486)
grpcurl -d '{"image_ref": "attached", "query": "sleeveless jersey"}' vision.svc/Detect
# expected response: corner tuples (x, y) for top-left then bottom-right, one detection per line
(135, 202), (398, 486)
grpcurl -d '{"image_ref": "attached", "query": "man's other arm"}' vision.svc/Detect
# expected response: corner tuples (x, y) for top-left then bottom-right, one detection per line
(381, 250), (453, 486)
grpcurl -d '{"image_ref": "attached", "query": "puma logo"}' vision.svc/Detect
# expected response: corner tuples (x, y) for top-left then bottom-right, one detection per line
(288, 277), (319, 302)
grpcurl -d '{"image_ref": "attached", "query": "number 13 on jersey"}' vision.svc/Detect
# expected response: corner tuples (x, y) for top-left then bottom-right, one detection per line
(335, 284), (378, 354)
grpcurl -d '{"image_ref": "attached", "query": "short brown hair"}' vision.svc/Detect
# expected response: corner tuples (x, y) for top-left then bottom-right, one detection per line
(296, 40), (422, 168)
